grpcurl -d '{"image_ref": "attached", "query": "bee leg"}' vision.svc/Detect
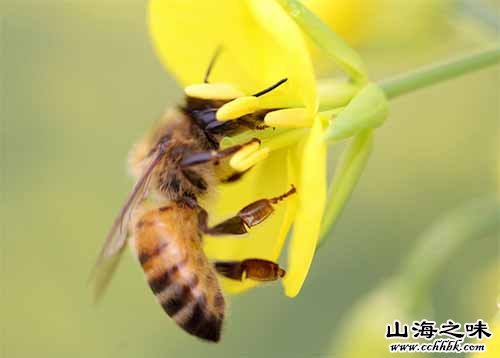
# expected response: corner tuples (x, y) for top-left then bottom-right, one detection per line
(180, 138), (260, 168)
(198, 209), (248, 235)
(219, 168), (251, 183)
(214, 259), (286, 281)
(198, 185), (296, 236)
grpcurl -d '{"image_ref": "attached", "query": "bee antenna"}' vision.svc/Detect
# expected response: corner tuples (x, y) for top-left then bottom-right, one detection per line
(252, 78), (288, 97)
(204, 45), (223, 83)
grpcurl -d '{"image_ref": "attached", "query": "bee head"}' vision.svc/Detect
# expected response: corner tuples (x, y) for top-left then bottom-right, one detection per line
(183, 48), (288, 132)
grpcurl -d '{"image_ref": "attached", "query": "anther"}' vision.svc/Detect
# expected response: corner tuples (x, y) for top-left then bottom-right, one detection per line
(229, 140), (260, 166)
(264, 108), (312, 128)
(229, 141), (270, 172)
(215, 78), (288, 121)
(216, 96), (260, 121)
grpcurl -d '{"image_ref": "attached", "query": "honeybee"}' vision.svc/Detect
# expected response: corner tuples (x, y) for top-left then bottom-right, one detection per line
(92, 53), (296, 342)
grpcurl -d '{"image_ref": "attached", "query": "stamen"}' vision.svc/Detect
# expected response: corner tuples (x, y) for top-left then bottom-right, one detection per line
(184, 83), (245, 100)
(227, 129), (307, 172)
(230, 147), (270, 172)
(262, 129), (307, 152)
(215, 78), (288, 121)
(229, 140), (260, 165)
(214, 78), (289, 121)
(220, 127), (282, 148)
(216, 96), (260, 121)
(264, 108), (312, 128)
(229, 141), (270, 172)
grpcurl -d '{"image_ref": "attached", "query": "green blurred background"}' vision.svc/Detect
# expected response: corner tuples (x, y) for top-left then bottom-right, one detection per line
(2, 1), (499, 357)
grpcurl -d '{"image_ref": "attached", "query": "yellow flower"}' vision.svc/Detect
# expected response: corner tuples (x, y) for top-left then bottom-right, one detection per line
(305, 0), (451, 47)
(149, 0), (328, 297)
(304, 0), (367, 45)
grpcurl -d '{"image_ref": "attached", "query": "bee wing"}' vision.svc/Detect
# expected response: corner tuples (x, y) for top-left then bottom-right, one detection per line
(90, 148), (164, 301)
(91, 244), (126, 302)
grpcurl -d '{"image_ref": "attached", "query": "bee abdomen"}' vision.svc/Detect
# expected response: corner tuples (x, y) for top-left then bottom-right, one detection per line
(150, 263), (193, 315)
(150, 268), (223, 342)
(134, 205), (225, 342)
(170, 289), (223, 342)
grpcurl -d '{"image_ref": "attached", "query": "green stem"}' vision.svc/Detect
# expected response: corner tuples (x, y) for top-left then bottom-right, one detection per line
(379, 45), (500, 99)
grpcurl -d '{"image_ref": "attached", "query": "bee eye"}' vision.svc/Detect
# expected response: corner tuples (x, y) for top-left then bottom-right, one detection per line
(191, 108), (217, 127)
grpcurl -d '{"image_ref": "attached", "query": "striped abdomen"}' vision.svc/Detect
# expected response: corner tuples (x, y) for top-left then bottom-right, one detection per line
(132, 203), (225, 342)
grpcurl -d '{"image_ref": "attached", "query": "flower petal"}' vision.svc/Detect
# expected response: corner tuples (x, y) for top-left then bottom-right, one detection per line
(149, 0), (316, 109)
(283, 114), (327, 297)
(278, 0), (367, 83)
(304, 0), (368, 45)
(203, 148), (297, 293)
